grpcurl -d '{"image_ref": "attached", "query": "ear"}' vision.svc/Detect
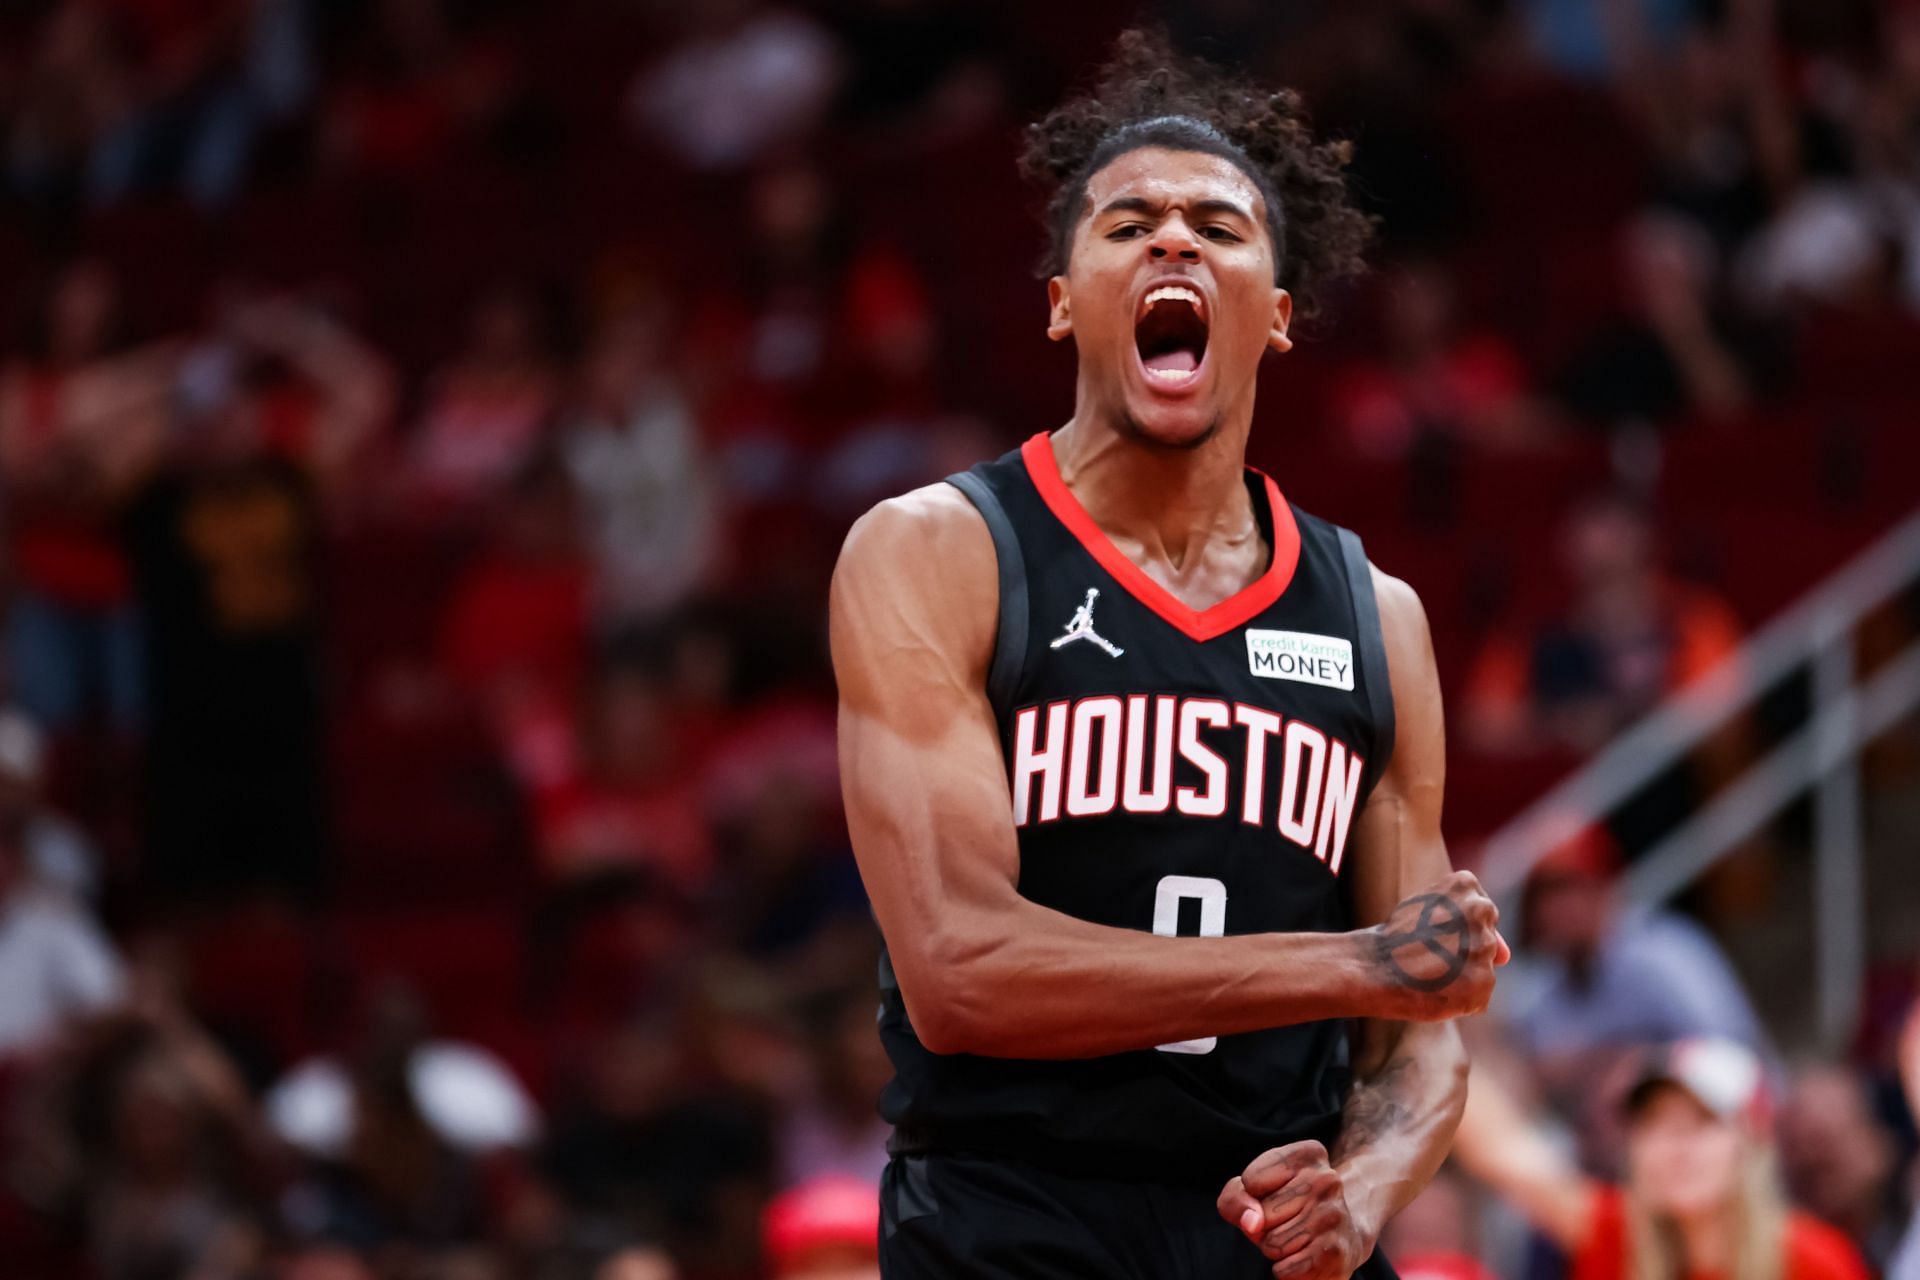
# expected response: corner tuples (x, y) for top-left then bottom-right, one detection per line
(1046, 276), (1073, 342)
(1267, 288), (1294, 355)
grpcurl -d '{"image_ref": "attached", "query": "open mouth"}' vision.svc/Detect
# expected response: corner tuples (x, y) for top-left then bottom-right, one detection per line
(1134, 284), (1209, 388)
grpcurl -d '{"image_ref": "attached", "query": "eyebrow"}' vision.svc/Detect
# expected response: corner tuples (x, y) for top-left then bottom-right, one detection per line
(1095, 195), (1256, 223)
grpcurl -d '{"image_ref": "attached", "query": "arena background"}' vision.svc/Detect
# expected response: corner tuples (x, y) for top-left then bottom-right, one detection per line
(1, 0), (1918, 1277)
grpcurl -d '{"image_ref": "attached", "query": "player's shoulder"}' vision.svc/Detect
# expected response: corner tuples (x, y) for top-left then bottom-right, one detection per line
(832, 480), (998, 620)
(1355, 543), (1439, 708)
(837, 481), (993, 581)
(1368, 562), (1423, 622)
(1285, 506), (1427, 628)
(830, 481), (999, 683)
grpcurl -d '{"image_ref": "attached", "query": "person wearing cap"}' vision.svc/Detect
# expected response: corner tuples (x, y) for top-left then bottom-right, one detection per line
(761, 1175), (879, 1280)
(1450, 1037), (1867, 1280)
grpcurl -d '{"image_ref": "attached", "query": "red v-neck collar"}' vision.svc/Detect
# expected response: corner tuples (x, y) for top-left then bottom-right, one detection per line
(1021, 431), (1300, 643)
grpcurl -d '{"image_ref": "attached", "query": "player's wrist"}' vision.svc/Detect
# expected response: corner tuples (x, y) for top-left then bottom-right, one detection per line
(1342, 924), (1408, 1021)
(1330, 1161), (1388, 1259)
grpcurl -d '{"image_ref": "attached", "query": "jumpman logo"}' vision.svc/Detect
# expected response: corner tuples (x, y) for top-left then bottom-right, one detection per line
(1050, 588), (1125, 658)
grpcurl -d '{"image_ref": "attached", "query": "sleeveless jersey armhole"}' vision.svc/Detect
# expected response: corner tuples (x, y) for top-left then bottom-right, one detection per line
(946, 469), (1028, 713)
(1336, 525), (1396, 797)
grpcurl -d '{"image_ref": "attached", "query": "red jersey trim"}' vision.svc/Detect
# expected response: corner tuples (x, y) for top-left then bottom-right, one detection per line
(1020, 431), (1301, 643)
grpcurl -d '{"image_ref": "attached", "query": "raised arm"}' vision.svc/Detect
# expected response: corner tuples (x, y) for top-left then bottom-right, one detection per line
(1218, 571), (1510, 1277)
(831, 489), (1505, 1061)
(1449, 1051), (1598, 1251)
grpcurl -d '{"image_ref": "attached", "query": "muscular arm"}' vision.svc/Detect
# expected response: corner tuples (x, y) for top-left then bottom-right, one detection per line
(1449, 1049), (1597, 1251)
(831, 490), (1501, 1060)
(1218, 573), (1510, 1277)
(1329, 573), (1476, 1255)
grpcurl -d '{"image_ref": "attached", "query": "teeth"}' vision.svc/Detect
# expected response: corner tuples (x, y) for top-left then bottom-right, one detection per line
(1144, 366), (1195, 381)
(1143, 285), (1203, 315)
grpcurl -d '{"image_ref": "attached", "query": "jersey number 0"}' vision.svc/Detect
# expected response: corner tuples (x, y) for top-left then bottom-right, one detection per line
(1152, 874), (1227, 1055)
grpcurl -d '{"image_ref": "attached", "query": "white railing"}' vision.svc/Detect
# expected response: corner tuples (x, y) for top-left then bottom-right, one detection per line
(1477, 508), (1920, 1050)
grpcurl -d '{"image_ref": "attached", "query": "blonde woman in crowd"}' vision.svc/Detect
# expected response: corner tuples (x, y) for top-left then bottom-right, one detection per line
(1451, 1037), (1866, 1280)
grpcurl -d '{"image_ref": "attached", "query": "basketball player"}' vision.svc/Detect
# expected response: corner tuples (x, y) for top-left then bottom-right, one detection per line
(831, 33), (1509, 1279)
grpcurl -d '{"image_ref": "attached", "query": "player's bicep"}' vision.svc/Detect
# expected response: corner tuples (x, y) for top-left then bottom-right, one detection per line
(830, 491), (1024, 1004)
(1348, 568), (1451, 926)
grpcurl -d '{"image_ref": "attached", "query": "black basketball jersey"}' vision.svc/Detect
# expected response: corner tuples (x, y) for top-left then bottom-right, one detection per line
(875, 432), (1398, 1185)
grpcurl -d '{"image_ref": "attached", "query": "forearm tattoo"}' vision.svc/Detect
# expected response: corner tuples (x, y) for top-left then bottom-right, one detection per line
(1336, 1052), (1416, 1158)
(1373, 893), (1470, 992)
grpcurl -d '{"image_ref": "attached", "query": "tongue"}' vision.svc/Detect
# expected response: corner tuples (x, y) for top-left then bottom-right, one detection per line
(1143, 347), (1199, 375)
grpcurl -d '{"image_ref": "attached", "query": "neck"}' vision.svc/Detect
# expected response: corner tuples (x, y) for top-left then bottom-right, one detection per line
(1050, 404), (1258, 571)
(1674, 1206), (1731, 1275)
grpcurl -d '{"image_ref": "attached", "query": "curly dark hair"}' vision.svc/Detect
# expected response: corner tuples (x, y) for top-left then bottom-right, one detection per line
(1019, 29), (1372, 318)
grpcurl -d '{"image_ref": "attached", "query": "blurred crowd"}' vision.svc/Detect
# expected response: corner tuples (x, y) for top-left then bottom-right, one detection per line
(0, 0), (1918, 1277)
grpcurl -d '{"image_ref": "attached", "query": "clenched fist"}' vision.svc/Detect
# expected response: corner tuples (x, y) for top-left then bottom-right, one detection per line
(1217, 1140), (1371, 1279)
(1368, 870), (1509, 1021)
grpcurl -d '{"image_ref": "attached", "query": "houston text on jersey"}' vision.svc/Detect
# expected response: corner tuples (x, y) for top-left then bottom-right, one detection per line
(1009, 693), (1365, 875)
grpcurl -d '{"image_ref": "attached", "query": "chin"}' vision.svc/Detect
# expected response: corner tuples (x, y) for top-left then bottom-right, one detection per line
(1119, 400), (1222, 451)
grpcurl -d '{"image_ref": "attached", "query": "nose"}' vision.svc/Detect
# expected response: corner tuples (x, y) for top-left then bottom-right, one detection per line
(1147, 216), (1202, 263)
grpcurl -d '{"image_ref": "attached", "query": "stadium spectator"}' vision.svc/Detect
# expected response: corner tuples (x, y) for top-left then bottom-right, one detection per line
(1499, 823), (1770, 1096)
(561, 293), (719, 628)
(437, 451), (589, 733)
(709, 766), (864, 976)
(1331, 257), (1547, 459)
(1622, 12), (1789, 253)
(1451, 1036), (1869, 1280)
(540, 1015), (774, 1276)
(172, 290), (395, 491)
(4, 3), (139, 210)
(0, 258), (168, 734)
(9, 996), (272, 1280)
(1463, 490), (1743, 755)
(828, 0), (1004, 146)
(1554, 211), (1772, 430)
(777, 986), (892, 1188)
(266, 983), (539, 1172)
(0, 790), (122, 1058)
(626, 1), (841, 173)
(1382, 1170), (1500, 1280)
(1777, 1066), (1907, 1269)
(691, 158), (939, 542)
(528, 647), (711, 890)
(323, 0), (520, 178)
(131, 290), (394, 902)
(274, 990), (493, 1257)
(407, 283), (561, 512)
